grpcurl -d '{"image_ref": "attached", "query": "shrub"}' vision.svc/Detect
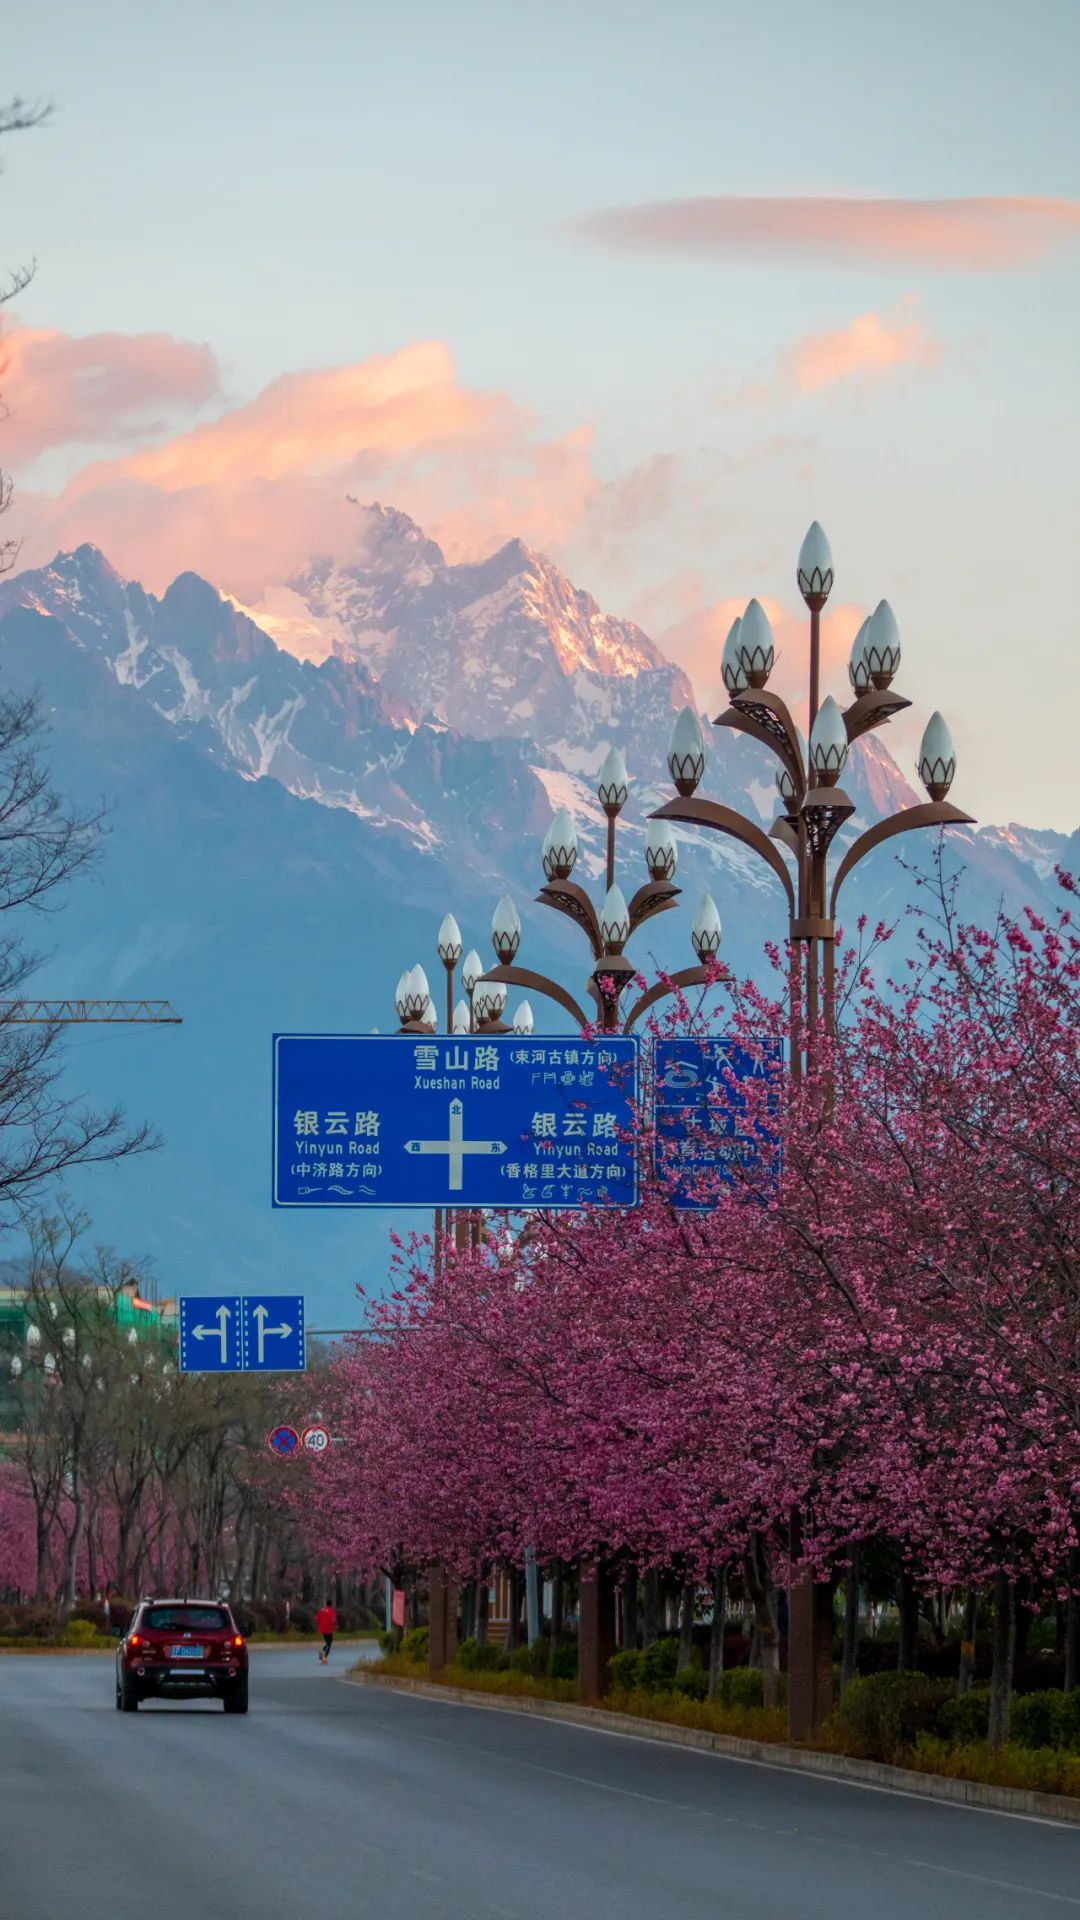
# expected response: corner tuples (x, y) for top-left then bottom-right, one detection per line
(939, 1688), (990, 1745)
(457, 1637), (503, 1673)
(508, 1638), (550, 1679)
(1058, 1688), (1080, 1753)
(608, 1649), (643, 1692)
(674, 1666), (708, 1701)
(549, 1642), (578, 1681)
(14, 1606), (60, 1642)
(835, 1671), (951, 1761)
(378, 1629), (399, 1656)
(716, 1667), (764, 1710)
(401, 1626), (429, 1666)
(639, 1636), (679, 1692)
(1011, 1690), (1062, 1750)
(60, 1617), (105, 1647)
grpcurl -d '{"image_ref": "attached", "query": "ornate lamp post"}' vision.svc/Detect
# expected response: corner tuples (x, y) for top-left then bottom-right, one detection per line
(483, 748), (728, 1032)
(650, 521), (975, 1738)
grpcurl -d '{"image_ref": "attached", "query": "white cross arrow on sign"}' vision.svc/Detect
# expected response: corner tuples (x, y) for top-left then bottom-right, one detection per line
(191, 1303), (232, 1364)
(252, 1302), (293, 1365)
(404, 1097), (506, 1192)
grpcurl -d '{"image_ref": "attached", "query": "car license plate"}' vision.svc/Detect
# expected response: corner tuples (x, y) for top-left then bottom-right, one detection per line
(169, 1645), (205, 1658)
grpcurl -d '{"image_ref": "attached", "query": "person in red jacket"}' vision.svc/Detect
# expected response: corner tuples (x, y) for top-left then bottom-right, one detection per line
(315, 1601), (337, 1665)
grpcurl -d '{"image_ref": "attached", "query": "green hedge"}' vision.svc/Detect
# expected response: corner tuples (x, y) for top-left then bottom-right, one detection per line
(835, 1671), (953, 1760)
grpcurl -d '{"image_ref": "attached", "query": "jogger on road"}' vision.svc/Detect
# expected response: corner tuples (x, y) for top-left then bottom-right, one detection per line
(315, 1601), (337, 1664)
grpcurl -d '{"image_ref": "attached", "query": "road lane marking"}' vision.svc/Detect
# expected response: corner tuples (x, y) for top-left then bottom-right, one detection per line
(340, 1682), (1080, 1833)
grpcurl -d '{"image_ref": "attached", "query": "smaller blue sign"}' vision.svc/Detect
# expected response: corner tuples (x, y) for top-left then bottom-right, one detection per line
(178, 1295), (243, 1373)
(654, 1037), (783, 1210)
(268, 1425), (300, 1457)
(242, 1294), (305, 1373)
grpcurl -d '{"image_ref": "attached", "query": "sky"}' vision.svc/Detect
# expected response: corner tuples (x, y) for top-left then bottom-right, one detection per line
(3, 0), (1079, 828)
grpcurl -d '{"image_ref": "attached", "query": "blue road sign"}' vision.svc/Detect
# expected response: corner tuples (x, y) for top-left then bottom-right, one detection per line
(178, 1295), (305, 1372)
(654, 1037), (783, 1210)
(272, 1034), (639, 1210)
(178, 1295), (243, 1373)
(267, 1425), (300, 1457)
(241, 1294), (305, 1372)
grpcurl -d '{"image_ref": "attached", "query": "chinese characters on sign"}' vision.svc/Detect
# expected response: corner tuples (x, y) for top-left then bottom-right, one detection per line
(654, 1037), (783, 1210)
(272, 1035), (640, 1210)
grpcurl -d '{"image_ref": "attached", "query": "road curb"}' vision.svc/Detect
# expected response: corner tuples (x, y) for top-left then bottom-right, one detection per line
(345, 1670), (1080, 1826)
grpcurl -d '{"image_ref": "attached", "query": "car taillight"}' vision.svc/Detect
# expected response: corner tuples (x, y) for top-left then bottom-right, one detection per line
(128, 1634), (143, 1649)
(233, 1635), (245, 1648)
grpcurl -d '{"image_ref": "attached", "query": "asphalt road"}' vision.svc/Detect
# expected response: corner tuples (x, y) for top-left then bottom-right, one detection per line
(2, 1649), (1079, 1920)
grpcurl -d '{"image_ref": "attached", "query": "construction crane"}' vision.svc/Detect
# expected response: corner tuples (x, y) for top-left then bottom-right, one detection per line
(0, 1000), (180, 1024)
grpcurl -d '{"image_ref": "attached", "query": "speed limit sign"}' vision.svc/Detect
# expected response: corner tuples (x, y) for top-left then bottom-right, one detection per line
(301, 1424), (331, 1454)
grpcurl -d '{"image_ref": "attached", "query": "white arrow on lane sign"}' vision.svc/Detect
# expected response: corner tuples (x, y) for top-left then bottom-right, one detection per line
(191, 1304), (232, 1364)
(252, 1302), (293, 1365)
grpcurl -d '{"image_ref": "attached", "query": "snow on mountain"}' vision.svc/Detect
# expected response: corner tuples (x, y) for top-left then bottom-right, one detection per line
(291, 502), (692, 767)
(1, 515), (1074, 951)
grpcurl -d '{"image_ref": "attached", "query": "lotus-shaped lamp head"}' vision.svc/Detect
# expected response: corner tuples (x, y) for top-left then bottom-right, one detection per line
(848, 617), (873, 696)
(736, 599), (775, 690)
(918, 712), (956, 801)
(643, 820), (678, 882)
(542, 809), (578, 880)
(596, 746), (629, 815)
(797, 522), (834, 608)
(599, 883), (631, 951)
(461, 949), (483, 995)
(667, 706), (706, 796)
(437, 913), (462, 966)
(691, 891), (723, 959)
(865, 599), (901, 689)
(809, 695), (849, 787)
(491, 893), (521, 963)
(721, 618), (748, 696)
(512, 999), (535, 1035)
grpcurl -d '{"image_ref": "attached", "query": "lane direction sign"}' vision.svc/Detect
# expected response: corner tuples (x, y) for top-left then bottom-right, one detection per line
(654, 1037), (783, 1210)
(242, 1295), (305, 1372)
(178, 1294), (305, 1373)
(178, 1295), (242, 1373)
(272, 1034), (639, 1210)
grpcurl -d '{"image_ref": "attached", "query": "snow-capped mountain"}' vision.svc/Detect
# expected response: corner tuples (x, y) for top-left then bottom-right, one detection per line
(0, 512), (1074, 1313)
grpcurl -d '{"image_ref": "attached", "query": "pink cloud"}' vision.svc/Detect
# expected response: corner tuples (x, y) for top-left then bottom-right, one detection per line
(786, 303), (940, 393)
(573, 195), (1080, 270)
(14, 340), (600, 601)
(0, 324), (219, 464)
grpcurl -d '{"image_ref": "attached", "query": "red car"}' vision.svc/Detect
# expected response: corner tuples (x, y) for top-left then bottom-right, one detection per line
(116, 1599), (248, 1713)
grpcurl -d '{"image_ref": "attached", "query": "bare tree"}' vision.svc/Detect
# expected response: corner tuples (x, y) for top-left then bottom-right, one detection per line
(1, 95), (51, 578)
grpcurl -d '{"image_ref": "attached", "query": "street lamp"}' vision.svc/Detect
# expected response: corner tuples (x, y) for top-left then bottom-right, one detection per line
(650, 522), (975, 1737)
(483, 747), (729, 1033)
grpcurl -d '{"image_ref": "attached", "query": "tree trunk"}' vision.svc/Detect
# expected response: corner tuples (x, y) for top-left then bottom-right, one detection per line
(743, 1534), (780, 1710)
(549, 1567), (563, 1648)
(622, 1569), (639, 1652)
(34, 1511), (50, 1604)
(707, 1564), (728, 1701)
(460, 1579), (475, 1642)
(1064, 1545), (1079, 1695)
(957, 1588), (978, 1695)
(987, 1570), (1015, 1750)
(840, 1546), (860, 1697)
(676, 1579), (695, 1673)
(896, 1567), (918, 1672)
(642, 1569), (661, 1647)
(476, 1578), (489, 1646)
(64, 1464), (85, 1613)
(503, 1570), (521, 1655)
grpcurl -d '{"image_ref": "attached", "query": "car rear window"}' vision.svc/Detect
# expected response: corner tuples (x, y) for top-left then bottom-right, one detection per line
(143, 1606), (230, 1632)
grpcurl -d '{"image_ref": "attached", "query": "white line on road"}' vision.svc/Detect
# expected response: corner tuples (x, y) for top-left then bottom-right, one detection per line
(345, 1682), (1080, 1833)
